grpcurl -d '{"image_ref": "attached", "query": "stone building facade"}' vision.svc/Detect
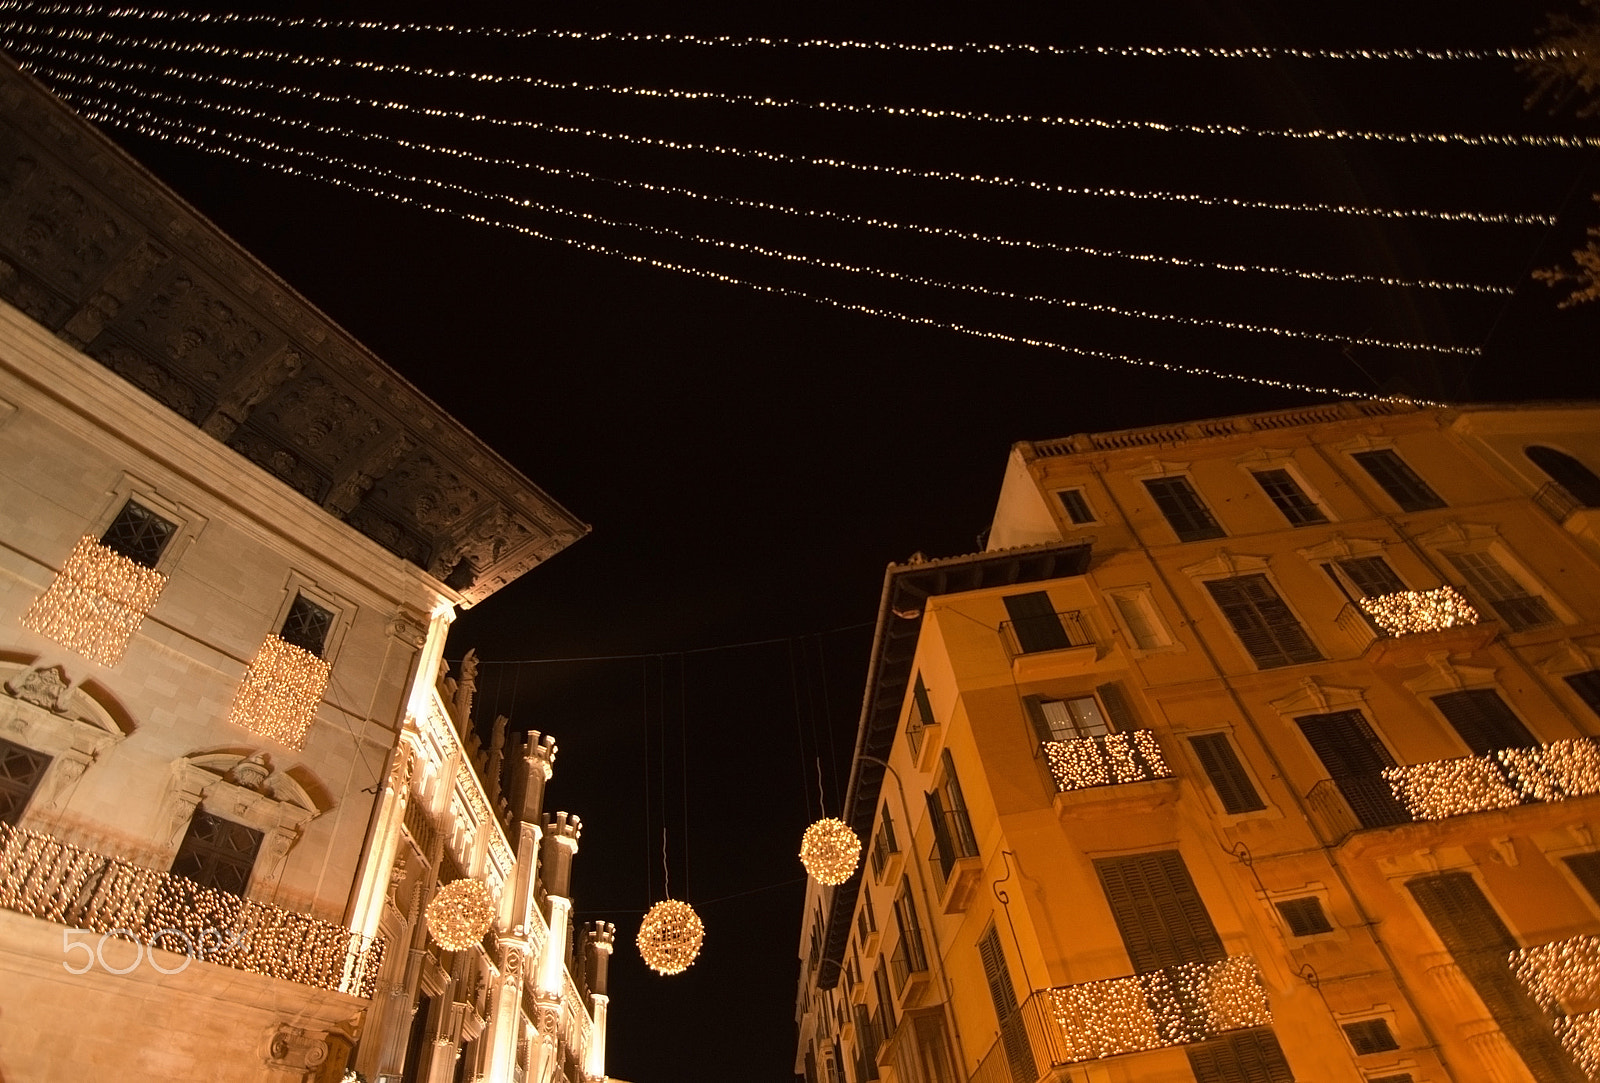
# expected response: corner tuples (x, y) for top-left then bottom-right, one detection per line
(0, 57), (610, 1083)
(797, 399), (1600, 1083)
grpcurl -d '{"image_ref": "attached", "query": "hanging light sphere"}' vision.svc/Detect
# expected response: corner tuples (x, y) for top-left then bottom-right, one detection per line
(800, 817), (861, 886)
(425, 878), (496, 951)
(637, 899), (704, 975)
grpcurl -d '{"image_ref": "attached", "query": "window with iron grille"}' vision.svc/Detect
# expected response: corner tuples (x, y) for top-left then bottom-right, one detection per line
(1429, 689), (1535, 756)
(0, 736), (51, 826)
(1342, 1019), (1400, 1055)
(1190, 733), (1265, 813)
(1352, 449), (1446, 512)
(1295, 710), (1408, 829)
(1203, 574), (1323, 669)
(1143, 476), (1226, 542)
(869, 808), (899, 880)
(1444, 550), (1556, 631)
(1274, 896), (1333, 937)
(1567, 671), (1600, 718)
(280, 592), (335, 656)
(1252, 469), (1328, 526)
(892, 876), (927, 978)
(99, 499), (176, 569)
(1056, 488), (1096, 524)
(171, 810), (263, 896)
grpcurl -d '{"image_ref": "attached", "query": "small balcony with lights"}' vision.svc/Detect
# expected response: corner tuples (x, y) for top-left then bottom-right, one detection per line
(926, 807), (982, 913)
(968, 955), (1272, 1081)
(1305, 738), (1600, 846)
(1000, 610), (1101, 681)
(1336, 587), (1495, 664)
(1513, 932), (1600, 1076)
(1042, 731), (1179, 819)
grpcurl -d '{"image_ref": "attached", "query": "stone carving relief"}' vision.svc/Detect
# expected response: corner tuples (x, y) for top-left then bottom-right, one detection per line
(0, 661), (128, 827)
(256, 374), (384, 465)
(201, 346), (304, 441)
(60, 239), (170, 348)
(92, 341), (205, 420)
(262, 1024), (330, 1074)
(128, 272), (266, 385)
(226, 429), (329, 500)
(5, 174), (125, 293)
(324, 434), (414, 518)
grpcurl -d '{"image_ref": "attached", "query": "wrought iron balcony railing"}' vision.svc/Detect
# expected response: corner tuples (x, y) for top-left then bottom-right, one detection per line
(1306, 739), (1600, 842)
(0, 822), (384, 996)
(969, 956), (1272, 1080)
(889, 932), (929, 995)
(999, 610), (1094, 658)
(926, 807), (979, 887)
(1042, 731), (1172, 793)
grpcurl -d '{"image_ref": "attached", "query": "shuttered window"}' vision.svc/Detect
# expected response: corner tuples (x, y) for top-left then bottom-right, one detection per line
(1352, 449), (1446, 512)
(1430, 690), (1535, 755)
(1094, 850), (1223, 973)
(1252, 469), (1327, 526)
(1295, 710), (1406, 829)
(1056, 488), (1096, 524)
(1445, 550), (1556, 632)
(1334, 556), (1407, 598)
(1274, 897), (1333, 937)
(1002, 591), (1071, 653)
(1341, 1019), (1399, 1055)
(1185, 1028), (1295, 1083)
(1407, 873), (1585, 1082)
(1190, 733), (1265, 814)
(0, 737), (51, 827)
(1204, 575), (1323, 669)
(978, 926), (1035, 1083)
(1144, 477), (1226, 541)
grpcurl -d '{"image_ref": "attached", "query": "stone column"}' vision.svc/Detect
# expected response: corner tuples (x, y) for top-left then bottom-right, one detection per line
(580, 922), (615, 1082)
(529, 813), (582, 1083)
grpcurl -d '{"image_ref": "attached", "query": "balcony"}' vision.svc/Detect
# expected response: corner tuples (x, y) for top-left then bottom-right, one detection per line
(1000, 610), (1099, 680)
(889, 932), (931, 1006)
(927, 807), (981, 913)
(1043, 731), (1172, 794)
(1513, 934), (1600, 1078)
(1306, 739), (1600, 844)
(1338, 588), (1493, 662)
(969, 956), (1271, 1080)
(0, 822), (385, 996)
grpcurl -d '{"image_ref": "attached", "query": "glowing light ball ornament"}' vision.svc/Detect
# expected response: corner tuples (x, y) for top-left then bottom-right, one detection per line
(799, 817), (862, 886)
(425, 879), (495, 951)
(637, 899), (704, 975)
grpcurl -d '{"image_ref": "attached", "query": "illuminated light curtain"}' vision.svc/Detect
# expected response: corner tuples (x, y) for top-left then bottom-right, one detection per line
(1357, 587), (1479, 636)
(227, 634), (331, 750)
(21, 535), (167, 665)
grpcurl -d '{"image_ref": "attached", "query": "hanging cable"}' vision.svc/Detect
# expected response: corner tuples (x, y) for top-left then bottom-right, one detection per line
(3, 37), (1556, 227)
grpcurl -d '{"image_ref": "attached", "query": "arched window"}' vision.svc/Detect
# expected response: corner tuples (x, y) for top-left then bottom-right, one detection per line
(1527, 445), (1600, 507)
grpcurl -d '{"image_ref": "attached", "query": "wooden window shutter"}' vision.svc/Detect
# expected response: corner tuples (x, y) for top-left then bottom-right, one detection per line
(1407, 873), (1585, 1082)
(1294, 711), (1396, 778)
(1094, 850), (1224, 973)
(1096, 681), (1139, 732)
(1021, 696), (1055, 743)
(1190, 733), (1265, 813)
(1003, 591), (1071, 653)
(1430, 690), (1535, 755)
(1337, 556), (1407, 597)
(1185, 1028), (1295, 1083)
(1204, 575), (1322, 669)
(978, 925), (1035, 1083)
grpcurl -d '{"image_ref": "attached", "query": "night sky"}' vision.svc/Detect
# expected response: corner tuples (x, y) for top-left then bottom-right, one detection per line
(7, 1), (1600, 1078)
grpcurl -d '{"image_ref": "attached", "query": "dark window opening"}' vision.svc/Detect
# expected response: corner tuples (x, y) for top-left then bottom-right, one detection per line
(1275, 897), (1334, 937)
(1567, 671), (1600, 717)
(1352, 449), (1446, 512)
(171, 810), (263, 896)
(1253, 469), (1328, 526)
(1056, 489), (1095, 524)
(1445, 551), (1555, 632)
(1001, 591), (1073, 653)
(1143, 477), (1225, 542)
(1093, 850), (1224, 973)
(280, 593), (334, 656)
(99, 499), (176, 569)
(1430, 690), (1535, 755)
(1326, 556), (1408, 600)
(1342, 1019), (1400, 1056)
(0, 737), (51, 826)
(1527, 446), (1600, 508)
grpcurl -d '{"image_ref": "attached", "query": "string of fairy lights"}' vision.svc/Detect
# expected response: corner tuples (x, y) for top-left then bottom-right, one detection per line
(0, 33), (1558, 227)
(0, 3), (1562, 61)
(16, 60), (1510, 296)
(9, 20), (1594, 150)
(44, 88), (1485, 358)
(19, 535), (167, 667)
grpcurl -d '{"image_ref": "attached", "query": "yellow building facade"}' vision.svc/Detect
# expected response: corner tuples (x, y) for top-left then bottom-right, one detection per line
(797, 399), (1600, 1083)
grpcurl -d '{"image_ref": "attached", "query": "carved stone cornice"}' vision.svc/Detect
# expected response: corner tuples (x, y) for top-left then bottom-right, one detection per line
(0, 58), (588, 603)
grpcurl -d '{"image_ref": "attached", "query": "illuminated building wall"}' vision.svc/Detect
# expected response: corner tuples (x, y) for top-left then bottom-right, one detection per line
(797, 400), (1600, 1083)
(0, 63), (600, 1083)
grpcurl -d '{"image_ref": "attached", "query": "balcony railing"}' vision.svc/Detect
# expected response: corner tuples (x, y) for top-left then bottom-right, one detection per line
(1000, 610), (1094, 658)
(1307, 739), (1600, 842)
(1536, 481), (1583, 524)
(0, 822), (384, 996)
(927, 807), (979, 886)
(1042, 731), (1172, 793)
(889, 932), (929, 994)
(969, 957), (1271, 1080)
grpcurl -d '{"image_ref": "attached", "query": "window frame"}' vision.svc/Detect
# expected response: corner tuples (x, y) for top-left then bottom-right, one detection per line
(1201, 572), (1325, 670)
(1251, 466), (1330, 527)
(1107, 585), (1175, 652)
(1441, 546), (1561, 632)
(1350, 448), (1447, 513)
(86, 478), (205, 576)
(267, 575), (353, 665)
(1142, 475), (1227, 543)
(1053, 487), (1098, 525)
(1188, 731), (1268, 815)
